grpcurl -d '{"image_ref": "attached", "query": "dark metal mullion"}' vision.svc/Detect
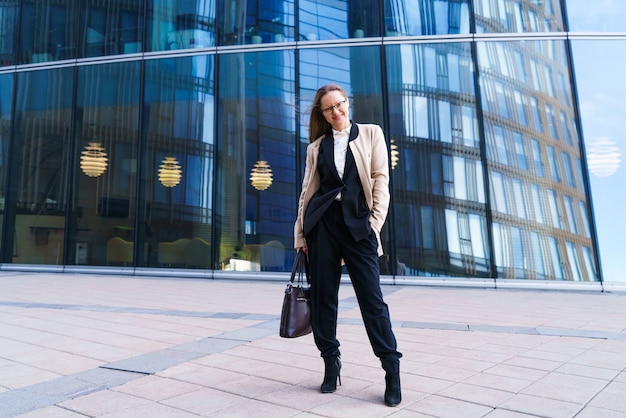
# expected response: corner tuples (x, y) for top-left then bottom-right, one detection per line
(210, 53), (221, 271)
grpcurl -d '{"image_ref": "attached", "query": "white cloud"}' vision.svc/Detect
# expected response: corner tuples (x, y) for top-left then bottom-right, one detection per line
(587, 136), (621, 177)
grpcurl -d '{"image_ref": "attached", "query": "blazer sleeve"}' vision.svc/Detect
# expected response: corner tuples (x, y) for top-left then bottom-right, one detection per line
(369, 125), (390, 234)
(294, 143), (315, 249)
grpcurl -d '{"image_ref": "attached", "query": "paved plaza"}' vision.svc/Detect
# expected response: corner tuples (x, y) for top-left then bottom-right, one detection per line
(1, 272), (626, 417)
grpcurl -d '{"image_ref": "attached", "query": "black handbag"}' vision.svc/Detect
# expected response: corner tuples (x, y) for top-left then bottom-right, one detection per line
(279, 250), (312, 338)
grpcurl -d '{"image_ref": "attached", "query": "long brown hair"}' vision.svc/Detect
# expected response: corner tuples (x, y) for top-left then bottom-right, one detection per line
(308, 84), (349, 143)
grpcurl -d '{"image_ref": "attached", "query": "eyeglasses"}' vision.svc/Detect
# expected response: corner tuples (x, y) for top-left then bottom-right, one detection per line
(320, 100), (347, 115)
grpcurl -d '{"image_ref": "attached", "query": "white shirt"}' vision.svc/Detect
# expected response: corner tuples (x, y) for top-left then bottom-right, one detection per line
(333, 125), (351, 200)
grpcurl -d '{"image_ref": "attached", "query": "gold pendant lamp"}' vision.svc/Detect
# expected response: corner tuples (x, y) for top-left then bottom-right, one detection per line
(80, 142), (108, 177)
(158, 156), (182, 187)
(250, 160), (273, 191)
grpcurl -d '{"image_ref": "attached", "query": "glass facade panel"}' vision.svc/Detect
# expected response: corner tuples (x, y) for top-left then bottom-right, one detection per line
(387, 41), (489, 277)
(6, 68), (73, 264)
(148, 1), (215, 51)
(474, 0), (563, 33)
(79, 1), (144, 58)
(218, 49), (296, 272)
(300, 0), (380, 40)
(144, 55), (215, 269)
(14, 0), (145, 63)
(219, 0), (294, 45)
(0, 1), (18, 66)
(74, 62), (141, 266)
(0, 1), (609, 284)
(478, 38), (597, 280)
(384, 0), (470, 36)
(17, 0), (79, 64)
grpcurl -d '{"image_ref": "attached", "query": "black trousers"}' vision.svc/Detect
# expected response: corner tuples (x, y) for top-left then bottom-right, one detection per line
(306, 200), (401, 372)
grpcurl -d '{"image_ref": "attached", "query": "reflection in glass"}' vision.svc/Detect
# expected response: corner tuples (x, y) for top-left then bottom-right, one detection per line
(384, 0), (470, 36)
(144, 56), (214, 268)
(80, 1), (144, 57)
(478, 39), (597, 280)
(73, 62), (141, 266)
(218, 0), (294, 46)
(17, 0), (79, 64)
(80, 142), (109, 177)
(7, 68), (73, 264)
(0, 2), (17, 66)
(300, 0), (380, 40)
(474, 0), (563, 33)
(148, 1), (215, 51)
(386, 42), (488, 277)
(218, 50), (295, 272)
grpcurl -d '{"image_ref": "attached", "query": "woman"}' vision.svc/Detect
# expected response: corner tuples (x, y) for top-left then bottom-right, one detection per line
(294, 84), (402, 407)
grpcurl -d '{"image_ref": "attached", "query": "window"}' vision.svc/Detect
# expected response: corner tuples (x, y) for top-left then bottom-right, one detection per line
(560, 110), (573, 145)
(564, 196), (578, 234)
(514, 132), (528, 170)
(543, 66), (554, 97)
(439, 101), (452, 143)
(562, 152), (575, 187)
(462, 106), (478, 147)
(566, 242), (583, 281)
(549, 237), (564, 279)
(421, 206), (435, 249)
(547, 189), (562, 229)
(493, 125), (509, 165)
(512, 179), (527, 219)
(446, 209), (461, 255)
(495, 82), (510, 118)
(578, 201), (591, 238)
(531, 184), (545, 224)
(469, 214), (486, 259)
(511, 226), (526, 271)
(530, 97), (543, 132)
(514, 90), (528, 126)
(531, 139), (544, 176)
(530, 232), (545, 277)
(545, 104), (558, 139)
(453, 157), (467, 200)
(491, 172), (508, 214)
(582, 247), (597, 282)
(530, 59), (542, 91)
(546, 145), (561, 182)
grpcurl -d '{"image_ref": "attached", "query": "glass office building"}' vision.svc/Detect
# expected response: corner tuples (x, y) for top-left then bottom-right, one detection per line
(0, 0), (618, 285)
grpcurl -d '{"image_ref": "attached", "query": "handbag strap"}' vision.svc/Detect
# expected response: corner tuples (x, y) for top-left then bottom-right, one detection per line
(290, 250), (310, 285)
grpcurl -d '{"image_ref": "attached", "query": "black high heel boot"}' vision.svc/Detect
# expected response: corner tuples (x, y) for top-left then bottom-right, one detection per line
(321, 357), (342, 393)
(384, 372), (401, 406)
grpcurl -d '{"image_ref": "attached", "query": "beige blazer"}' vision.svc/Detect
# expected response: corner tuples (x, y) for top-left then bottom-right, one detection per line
(294, 123), (390, 256)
